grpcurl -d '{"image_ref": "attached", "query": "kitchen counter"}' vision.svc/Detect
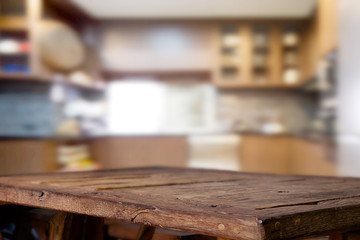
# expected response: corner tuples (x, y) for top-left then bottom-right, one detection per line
(235, 131), (334, 143)
(0, 131), (333, 142)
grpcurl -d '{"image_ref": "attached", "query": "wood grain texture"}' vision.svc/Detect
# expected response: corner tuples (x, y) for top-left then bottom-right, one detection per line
(49, 211), (68, 240)
(1, 167), (360, 240)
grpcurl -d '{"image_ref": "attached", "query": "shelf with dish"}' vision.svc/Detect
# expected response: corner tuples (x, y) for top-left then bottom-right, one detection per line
(0, 30), (103, 91)
(0, 28), (31, 75)
(0, 0), (105, 92)
(0, 73), (105, 92)
(214, 24), (243, 87)
(251, 25), (271, 85)
(280, 26), (302, 86)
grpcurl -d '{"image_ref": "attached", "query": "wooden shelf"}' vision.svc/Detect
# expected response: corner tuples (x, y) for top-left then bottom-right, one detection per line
(0, 73), (105, 92)
(283, 64), (299, 68)
(101, 70), (212, 81)
(253, 65), (268, 70)
(215, 81), (301, 89)
(0, 73), (37, 81)
(0, 16), (27, 31)
(253, 46), (269, 52)
(68, 80), (105, 92)
(282, 45), (299, 50)
(0, 52), (30, 57)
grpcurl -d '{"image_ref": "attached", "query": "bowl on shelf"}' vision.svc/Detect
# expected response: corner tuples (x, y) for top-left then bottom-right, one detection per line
(283, 68), (300, 84)
(283, 32), (299, 47)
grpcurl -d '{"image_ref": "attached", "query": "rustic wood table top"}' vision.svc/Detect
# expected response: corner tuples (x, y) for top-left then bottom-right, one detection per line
(0, 167), (360, 240)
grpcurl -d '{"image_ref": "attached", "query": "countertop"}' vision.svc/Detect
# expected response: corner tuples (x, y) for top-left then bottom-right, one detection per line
(0, 131), (334, 143)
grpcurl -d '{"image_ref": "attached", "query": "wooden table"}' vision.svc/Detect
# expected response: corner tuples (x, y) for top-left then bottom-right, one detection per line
(0, 167), (360, 240)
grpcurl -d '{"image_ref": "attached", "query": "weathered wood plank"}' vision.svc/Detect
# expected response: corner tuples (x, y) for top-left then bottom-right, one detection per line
(1, 167), (360, 240)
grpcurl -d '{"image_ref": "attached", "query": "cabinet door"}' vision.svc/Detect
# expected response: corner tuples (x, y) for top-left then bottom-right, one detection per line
(299, 16), (319, 82)
(90, 137), (188, 169)
(318, 0), (338, 58)
(0, 140), (58, 175)
(291, 138), (337, 176)
(300, 0), (338, 82)
(101, 23), (215, 72)
(240, 136), (291, 174)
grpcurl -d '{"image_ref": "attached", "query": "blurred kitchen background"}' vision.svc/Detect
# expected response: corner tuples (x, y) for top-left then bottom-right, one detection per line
(0, 0), (358, 177)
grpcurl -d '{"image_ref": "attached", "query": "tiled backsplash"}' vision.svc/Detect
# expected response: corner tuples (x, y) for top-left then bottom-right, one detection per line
(0, 83), (59, 136)
(0, 81), (317, 136)
(217, 90), (317, 133)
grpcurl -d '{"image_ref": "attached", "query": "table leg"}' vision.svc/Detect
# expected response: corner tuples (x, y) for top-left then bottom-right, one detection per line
(329, 232), (344, 240)
(136, 224), (156, 240)
(341, 232), (360, 240)
(329, 231), (360, 240)
(48, 211), (104, 240)
(12, 221), (33, 240)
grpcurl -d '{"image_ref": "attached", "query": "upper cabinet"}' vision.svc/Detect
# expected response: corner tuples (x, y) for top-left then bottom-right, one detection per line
(318, 0), (338, 59)
(215, 0), (339, 88)
(214, 22), (302, 88)
(214, 24), (244, 87)
(300, 0), (338, 83)
(280, 25), (302, 85)
(100, 23), (216, 73)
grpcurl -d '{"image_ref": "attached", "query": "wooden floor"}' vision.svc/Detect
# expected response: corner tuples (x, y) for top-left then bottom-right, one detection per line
(0, 167), (360, 240)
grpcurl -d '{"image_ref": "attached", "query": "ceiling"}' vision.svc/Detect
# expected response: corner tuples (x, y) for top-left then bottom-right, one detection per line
(70, 0), (317, 19)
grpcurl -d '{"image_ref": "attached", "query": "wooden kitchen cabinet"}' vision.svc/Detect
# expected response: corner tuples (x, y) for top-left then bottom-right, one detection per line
(300, 0), (338, 83)
(290, 138), (337, 176)
(240, 136), (337, 176)
(100, 22), (216, 73)
(0, 139), (58, 175)
(299, 16), (319, 83)
(240, 135), (291, 174)
(215, 22), (303, 89)
(317, 0), (338, 59)
(89, 136), (189, 169)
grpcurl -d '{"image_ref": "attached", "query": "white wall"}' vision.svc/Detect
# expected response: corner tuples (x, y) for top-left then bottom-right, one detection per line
(338, 0), (360, 176)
